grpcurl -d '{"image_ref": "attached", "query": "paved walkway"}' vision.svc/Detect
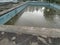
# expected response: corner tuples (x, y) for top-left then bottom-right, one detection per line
(0, 25), (60, 45)
(0, 2), (23, 12)
(0, 25), (60, 38)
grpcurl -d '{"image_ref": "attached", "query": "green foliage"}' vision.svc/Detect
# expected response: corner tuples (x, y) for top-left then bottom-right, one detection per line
(46, 0), (60, 3)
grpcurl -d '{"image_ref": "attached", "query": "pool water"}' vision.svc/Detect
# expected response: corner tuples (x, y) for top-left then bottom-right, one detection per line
(5, 6), (60, 29)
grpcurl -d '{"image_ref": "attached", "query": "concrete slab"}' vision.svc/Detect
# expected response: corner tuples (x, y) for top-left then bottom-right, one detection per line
(0, 25), (60, 38)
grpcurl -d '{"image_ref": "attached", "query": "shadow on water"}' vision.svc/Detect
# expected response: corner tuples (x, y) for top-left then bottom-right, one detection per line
(44, 7), (56, 22)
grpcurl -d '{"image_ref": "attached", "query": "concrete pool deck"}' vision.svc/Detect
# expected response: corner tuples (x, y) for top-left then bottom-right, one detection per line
(0, 25), (60, 38)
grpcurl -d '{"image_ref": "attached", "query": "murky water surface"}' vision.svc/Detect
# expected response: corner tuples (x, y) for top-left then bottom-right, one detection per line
(5, 6), (60, 29)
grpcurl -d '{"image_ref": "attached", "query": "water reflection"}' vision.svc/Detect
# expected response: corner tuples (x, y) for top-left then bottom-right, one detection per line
(5, 6), (60, 29)
(15, 6), (46, 27)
